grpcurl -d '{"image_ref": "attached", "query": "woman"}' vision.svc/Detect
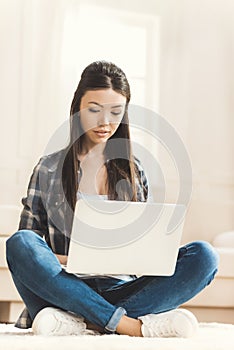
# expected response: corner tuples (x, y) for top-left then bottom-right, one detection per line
(6, 61), (219, 337)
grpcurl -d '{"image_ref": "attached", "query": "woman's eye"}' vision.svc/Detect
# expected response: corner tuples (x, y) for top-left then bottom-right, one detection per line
(111, 111), (122, 116)
(89, 108), (100, 113)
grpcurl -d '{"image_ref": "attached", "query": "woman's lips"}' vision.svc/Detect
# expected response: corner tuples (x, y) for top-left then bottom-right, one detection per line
(93, 130), (110, 137)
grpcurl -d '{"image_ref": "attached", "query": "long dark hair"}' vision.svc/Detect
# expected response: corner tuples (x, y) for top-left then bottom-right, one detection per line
(62, 61), (139, 210)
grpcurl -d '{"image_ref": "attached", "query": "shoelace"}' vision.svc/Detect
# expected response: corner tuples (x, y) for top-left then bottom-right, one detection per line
(148, 316), (176, 337)
(54, 313), (86, 334)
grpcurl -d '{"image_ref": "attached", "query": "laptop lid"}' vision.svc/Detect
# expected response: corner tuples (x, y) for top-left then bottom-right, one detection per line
(66, 199), (185, 276)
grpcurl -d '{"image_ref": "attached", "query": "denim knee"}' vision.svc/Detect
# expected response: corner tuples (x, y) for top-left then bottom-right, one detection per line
(186, 240), (219, 277)
(6, 230), (40, 266)
(195, 240), (219, 267)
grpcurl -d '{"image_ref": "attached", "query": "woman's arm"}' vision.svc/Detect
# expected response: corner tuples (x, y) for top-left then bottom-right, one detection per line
(18, 158), (49, 237)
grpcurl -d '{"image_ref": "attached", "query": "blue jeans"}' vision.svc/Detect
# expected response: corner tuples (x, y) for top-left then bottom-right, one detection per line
(6, 230), (219, 333)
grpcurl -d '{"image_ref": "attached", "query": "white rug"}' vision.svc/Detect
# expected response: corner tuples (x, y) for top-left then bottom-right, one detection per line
(0, 322), (233, 350)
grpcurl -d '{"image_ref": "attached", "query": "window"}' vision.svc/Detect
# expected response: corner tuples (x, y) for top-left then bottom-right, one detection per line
(60, 3), (160, 188)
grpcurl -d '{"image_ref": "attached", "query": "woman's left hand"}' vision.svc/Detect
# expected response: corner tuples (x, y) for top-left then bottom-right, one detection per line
(55, 254), (68, 265)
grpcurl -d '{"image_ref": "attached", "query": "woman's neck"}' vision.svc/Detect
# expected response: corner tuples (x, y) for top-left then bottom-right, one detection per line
(78, 144), (108, 195)
(78, 140), (106, 162)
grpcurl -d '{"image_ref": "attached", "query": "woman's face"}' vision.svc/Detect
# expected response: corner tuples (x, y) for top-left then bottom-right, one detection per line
(79, 89), (126, 150)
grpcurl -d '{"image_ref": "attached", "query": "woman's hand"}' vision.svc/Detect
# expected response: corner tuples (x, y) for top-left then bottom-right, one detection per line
(55, 254), (68, 266)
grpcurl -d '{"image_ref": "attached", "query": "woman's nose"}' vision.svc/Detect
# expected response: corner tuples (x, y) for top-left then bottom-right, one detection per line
(97, 110), (110, 125)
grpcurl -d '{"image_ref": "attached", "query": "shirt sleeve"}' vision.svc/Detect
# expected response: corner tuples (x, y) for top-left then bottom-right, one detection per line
(146, 182), (154, 202)
(18, 158), (49, 238)
(134, 157), (149, 202)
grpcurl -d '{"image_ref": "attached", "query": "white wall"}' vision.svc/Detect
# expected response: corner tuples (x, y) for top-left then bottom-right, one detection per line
(0, 0), (67, 203)
(158, 0), (234, 242)
(0, 0), (233, 242)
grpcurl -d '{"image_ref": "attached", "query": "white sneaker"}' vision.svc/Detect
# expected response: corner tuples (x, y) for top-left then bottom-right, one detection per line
(138, 308), (198, 338)
(32, 307), (100, 336)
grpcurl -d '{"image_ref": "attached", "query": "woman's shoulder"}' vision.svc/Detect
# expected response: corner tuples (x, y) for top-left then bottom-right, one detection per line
(36, 149), (67, 173)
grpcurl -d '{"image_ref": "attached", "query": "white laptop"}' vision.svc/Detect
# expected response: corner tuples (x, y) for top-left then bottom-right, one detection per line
(66, 199), (185, 276)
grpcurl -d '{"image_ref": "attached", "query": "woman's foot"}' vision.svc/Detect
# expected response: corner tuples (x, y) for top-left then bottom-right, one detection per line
(32, 307), (198, 338)
(32, 307), (100, 336)
(138, 308), (198, 338)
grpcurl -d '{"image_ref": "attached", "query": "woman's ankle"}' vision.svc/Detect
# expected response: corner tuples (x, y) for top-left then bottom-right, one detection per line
(116, 315), (143, 337)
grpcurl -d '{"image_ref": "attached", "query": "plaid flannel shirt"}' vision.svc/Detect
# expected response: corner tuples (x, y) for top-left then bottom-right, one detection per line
(15, 149), (149, 328)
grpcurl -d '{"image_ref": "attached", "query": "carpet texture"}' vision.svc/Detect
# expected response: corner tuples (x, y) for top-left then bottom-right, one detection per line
(0, 322), (233, 350)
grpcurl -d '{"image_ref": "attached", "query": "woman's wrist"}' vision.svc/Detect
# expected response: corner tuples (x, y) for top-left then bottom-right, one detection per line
(55, 254), (68, 265)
